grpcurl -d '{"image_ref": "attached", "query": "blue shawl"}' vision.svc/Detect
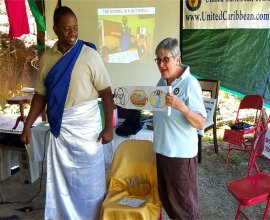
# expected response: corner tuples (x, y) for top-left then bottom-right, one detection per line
(44, 39), (96, 137)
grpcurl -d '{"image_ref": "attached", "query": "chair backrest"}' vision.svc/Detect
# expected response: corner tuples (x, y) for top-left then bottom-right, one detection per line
(198, 78), (220, 100)
(198, 78), (220, 128)
(236, 94), (264, 133)
(238, 94), (264, 110)
(107, 140), (157, 192)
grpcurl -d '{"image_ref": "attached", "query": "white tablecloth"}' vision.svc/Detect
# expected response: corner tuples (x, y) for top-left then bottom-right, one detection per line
(28, 121), (153, 164)
(103, 125), (153, 164)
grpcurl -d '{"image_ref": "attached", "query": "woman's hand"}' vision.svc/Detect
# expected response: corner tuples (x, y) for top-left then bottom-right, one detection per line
(166, 92), (205, 129)
(166, 92), (186, 113)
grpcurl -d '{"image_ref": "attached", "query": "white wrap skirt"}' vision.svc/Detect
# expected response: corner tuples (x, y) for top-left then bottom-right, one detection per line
(45, 100), (106, 220)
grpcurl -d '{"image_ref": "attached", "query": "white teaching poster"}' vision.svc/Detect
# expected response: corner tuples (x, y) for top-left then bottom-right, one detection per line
(262, 128), (270, 159)
(203, 97), (216, 122)
(114, 86), (172, 115)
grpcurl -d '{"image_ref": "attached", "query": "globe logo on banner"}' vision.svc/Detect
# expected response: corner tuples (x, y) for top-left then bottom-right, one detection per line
(186, 0), (201, 11)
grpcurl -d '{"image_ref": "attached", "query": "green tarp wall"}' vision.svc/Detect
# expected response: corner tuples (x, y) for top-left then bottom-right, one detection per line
(181, 29), (270, 106)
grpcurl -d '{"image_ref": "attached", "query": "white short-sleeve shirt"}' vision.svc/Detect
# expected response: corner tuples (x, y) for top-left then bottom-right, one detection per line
(153, 65), (207, 158)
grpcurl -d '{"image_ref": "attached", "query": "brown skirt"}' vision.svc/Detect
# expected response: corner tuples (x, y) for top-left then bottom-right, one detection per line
(156, 153), (199, 220)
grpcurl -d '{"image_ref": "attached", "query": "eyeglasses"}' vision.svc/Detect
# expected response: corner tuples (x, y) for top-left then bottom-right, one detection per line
(154, 56), (175, 65)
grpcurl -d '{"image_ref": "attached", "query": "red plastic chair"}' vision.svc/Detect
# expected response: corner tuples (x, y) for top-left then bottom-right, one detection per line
(223, 94), (264, 163)
(227, 129), (270, 220)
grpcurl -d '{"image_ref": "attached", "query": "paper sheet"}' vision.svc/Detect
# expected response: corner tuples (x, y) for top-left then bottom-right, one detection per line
(203, 97), (216, 122)
(118, 197), (146, 207)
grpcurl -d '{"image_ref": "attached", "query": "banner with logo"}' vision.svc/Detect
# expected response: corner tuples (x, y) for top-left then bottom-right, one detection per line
(183, 0), (270, 29)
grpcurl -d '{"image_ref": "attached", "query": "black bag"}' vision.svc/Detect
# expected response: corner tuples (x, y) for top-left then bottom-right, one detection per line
(115, 107), (142, 137)
(115, 120), (143, 137)
(230, 122), (253, 130)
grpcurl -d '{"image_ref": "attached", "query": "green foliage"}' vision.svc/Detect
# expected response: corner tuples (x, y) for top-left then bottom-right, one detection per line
(221, 153), (243, 164)
(202, 132), (224, 143)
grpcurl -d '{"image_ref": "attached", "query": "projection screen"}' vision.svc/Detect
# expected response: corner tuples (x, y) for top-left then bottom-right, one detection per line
(48, 0), (180, 89)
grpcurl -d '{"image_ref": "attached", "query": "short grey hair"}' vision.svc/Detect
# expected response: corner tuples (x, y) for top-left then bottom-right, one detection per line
(155, 37), (181, 57)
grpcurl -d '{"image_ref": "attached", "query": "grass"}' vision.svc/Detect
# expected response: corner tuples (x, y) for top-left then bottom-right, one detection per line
(221, 152), (248, 164)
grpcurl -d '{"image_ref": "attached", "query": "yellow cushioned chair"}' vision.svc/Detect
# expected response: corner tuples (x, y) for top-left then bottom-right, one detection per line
(100, 139), (161, 220)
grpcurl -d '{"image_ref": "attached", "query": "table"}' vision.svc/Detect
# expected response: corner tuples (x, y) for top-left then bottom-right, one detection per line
(6, 95), (33, 130)
(28, 121), (153, 164)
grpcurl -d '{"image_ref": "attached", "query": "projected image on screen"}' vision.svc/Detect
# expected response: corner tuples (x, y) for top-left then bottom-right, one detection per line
(97, 7), (155, 64)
